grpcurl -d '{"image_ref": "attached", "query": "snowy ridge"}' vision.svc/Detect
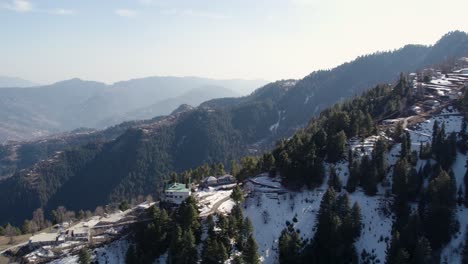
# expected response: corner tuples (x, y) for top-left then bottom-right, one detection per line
(245, 106), (467, 263)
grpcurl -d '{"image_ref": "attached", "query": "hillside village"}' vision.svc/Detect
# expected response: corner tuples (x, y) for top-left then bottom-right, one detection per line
(1, 59), (468, 264)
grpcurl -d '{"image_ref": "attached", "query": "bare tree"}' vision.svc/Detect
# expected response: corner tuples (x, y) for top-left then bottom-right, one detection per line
(32, 208), (45, 230)
(4, 224), (18, 244)
(146, 194), (153, 202)
(51, 206), (67, 224)
(64, 210), (76, 223)
(29, 221), (39, 234)
(94, 206), (105, 217)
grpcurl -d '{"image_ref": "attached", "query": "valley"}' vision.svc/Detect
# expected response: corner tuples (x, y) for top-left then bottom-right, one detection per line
(0, 31), (468, 264)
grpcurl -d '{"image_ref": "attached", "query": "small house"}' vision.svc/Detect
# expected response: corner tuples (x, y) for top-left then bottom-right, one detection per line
(164, 183), (191, 205)
(217, 174), (236, 185)
(28, 233), (59, 249)
(200, 176), (218, 188)
(423, 99), (440, 109)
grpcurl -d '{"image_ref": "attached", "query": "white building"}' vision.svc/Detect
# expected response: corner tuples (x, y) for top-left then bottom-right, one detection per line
(164, 183), (191, 205)
(28, 233), (59, 248)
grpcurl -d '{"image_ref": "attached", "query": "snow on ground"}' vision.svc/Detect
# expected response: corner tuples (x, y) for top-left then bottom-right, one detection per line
(452, 152), (468, 190)
(349, 191), (393, 264)
(406, 107), (463, 147)
(93, 239), (129, 264)
(48, 240), (129, 264)
(243, 176), (325, 264)
(153, 253), (167, 264)
(349, 133), (391, 158)
(441, 207), (468, 263)
(218, 200), (235, 214)
(269, 111), (282, 132)
(49, 255), (78, 264)
(250, 174), (282, 189)
(194, 188), (233, 216)
(441, 151), (468, 263)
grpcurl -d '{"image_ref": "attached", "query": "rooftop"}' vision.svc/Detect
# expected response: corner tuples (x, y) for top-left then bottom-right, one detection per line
(166, 183), (190, 193)
(29, 232), (57, 243)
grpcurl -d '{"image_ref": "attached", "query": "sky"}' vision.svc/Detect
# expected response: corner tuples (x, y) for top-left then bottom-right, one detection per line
(0, 0), (467, 85)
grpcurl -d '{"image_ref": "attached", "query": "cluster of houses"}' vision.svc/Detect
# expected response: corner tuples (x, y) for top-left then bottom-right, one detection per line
(408, 61), (468, 111)
(23, 203), (155, 263)
(199, 174), (236, 188)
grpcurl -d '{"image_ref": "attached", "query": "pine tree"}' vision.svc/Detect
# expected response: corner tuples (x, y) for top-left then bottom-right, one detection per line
(78, 247), (91, 264)
(279, 228), (303, 264)
(327, 131), (347, 162)
(328, 166), (342, 192)
(168, 226), (182, 263)
(173, 229), (198, 264)
(465, 168), (468, 207)
(394, 248), (410, 264)
(392, 159), (409, 197)
(372, 138), (388, 181)
(346, 160), (360, 193)
(350, 202), (362, 239)
(413, 236), (433, 264)
(423, 169), (457, 249)
(231, 185), (244, 204)
(125, 245), (138, 264)
(360, 155), (377, 196)
(462, 230), (468, 264)
(230, 160), (240, 178)
(259, 152), (276, 176)
(242, 234), (260, 264)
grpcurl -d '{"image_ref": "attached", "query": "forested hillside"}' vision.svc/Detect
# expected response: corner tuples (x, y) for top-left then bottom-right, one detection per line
(1, 31), (468, 226)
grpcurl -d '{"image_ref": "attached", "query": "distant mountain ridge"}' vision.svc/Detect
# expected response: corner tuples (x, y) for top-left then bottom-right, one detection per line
(0, 31), (467, 226)
(0, 76), (39, 88)
(0, 76), (267, 143)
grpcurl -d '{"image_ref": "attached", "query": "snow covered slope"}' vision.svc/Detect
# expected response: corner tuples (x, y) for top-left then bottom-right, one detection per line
(244, 106), (467, 264)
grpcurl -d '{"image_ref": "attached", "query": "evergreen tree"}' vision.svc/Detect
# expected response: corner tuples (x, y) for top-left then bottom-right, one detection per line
(231, 185), (244, 204)
(413, 236), (434, 264)
(346, 159), (360, 193)
(328, 166), (342, 192)
(465, 168), (468, 207)
(423, 169), (457, 249)
(230, 160), (241, 178)
(360, 155), (378, 196)
(259, 152), (276, 176)
(178, 196), (201, 241)
(392, 159), (409, 197)
(462, 230), (468, 264)
(278, 228), (303, 264)
(327, 131), (347, 162)
(242, 234), (260, 264)
(178, 229), (198, 264)
(372, 138), (388, 181)
(78, 247), (91, 264)
(119, 200), (130, 211)
(125, 245), (138, 264)
(307, 188), (359, 263)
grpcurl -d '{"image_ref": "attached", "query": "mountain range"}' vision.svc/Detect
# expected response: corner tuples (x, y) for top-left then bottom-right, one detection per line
(0, 76), (39, 88)
(0, 31), (468, 225)
(0, 77), (267, 143)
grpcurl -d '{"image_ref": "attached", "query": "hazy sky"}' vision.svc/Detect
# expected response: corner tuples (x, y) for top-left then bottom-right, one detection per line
(1, 0), (467, 84)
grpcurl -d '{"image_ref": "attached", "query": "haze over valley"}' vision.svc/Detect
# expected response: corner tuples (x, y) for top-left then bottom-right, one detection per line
(1, 0), (468, 263)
